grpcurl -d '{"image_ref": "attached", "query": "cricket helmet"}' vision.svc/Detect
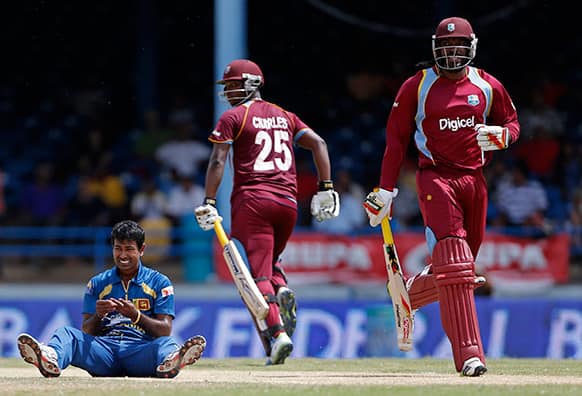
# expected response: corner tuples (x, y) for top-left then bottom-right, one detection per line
(217, 59), (264, 104)
(432, 17), (478, 71)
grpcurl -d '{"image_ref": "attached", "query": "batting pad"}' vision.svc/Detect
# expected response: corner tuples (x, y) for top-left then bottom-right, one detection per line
(432, 237), (485, 372)
(407, 267), (439, 310)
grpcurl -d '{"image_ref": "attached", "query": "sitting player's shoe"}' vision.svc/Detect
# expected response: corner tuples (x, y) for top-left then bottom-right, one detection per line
(266, 332), (293, 366)
(17, 333), (61, 378)
(277, 287), (297, 337)
(461, 357), (487, 377)
(156, 335), (206, 378)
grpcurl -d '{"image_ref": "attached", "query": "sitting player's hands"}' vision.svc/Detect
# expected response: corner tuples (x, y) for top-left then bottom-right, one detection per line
(108, 298), (139, 322)
(194, 198), (222, 231)
(95, 299), (117, 319)
(475, 124), (509, 151)
(363, 188), (398, 227)
(311, 190), (340, 222)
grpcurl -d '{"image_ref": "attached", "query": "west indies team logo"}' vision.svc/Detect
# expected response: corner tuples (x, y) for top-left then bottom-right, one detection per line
(467, 94), (480, 106)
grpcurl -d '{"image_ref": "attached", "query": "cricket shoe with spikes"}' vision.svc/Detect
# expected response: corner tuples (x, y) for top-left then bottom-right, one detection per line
(156, 335), (206, 378)
(461, 357), (487, 377)
(17, 333), (61, 378)
(277, 287), (297, 337)
(265, 332), (293, 366)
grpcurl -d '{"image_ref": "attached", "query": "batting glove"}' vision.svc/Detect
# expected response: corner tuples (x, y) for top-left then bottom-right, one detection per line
(475, 124), (509, 151)
(194, 197), (222, 231)
(363, 187), (398, 227)
(310, 180), (340, 222)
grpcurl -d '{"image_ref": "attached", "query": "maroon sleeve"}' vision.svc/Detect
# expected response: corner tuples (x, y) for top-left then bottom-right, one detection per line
(209, 108), (241, 143)
(481, 70), (520, 145)
(288, 111), (312, 140)
(379, 73), (420, 190)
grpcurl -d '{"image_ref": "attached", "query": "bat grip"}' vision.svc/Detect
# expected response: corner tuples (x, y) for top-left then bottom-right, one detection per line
(214, 219), (229, 247)
(381, 217), (395, 245)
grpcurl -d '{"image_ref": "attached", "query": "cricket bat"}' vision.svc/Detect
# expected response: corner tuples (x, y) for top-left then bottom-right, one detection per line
(214, 219), (269, 320)
(381, 217), (414, 351)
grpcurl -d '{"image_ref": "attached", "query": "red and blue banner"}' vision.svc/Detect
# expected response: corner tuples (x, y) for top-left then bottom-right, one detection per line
(214, 232), (571, 289)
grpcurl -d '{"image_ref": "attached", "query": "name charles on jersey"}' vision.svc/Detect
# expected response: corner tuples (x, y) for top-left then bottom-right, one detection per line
(252, 116), (289, 130)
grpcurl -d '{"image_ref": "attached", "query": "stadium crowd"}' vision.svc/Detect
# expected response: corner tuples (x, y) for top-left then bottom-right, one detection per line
(1, 2), (581, 263)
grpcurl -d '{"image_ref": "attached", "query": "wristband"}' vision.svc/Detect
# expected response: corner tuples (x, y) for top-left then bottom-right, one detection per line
(132, 310), (141, 324)
(204, 197), (217, 207)
(318, 180), (334, 191)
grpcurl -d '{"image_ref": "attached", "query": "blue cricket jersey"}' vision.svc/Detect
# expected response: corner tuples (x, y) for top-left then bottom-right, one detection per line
(83, 262), (175, 340)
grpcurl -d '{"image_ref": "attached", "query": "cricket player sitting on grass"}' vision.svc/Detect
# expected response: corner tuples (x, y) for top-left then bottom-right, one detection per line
(17, 220), (206, 378)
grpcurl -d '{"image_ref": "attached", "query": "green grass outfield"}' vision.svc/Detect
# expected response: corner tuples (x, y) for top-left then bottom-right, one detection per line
(1, 357), (582, 395)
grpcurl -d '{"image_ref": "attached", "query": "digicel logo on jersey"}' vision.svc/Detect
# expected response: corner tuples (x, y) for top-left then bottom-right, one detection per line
(252, 116), (289, 130)
(438, 115), (475, 132)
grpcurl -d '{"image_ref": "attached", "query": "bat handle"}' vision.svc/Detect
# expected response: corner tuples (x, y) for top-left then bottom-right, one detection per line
(214, 218), (229, 247)
(380, 217), (394, 245)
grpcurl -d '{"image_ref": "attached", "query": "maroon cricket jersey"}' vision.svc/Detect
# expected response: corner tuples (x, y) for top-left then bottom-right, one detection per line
(209, 99), (312, 205)
(379, 66), (520, 189)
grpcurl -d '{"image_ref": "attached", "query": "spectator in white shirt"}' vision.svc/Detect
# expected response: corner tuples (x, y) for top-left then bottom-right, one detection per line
(130, 175), (168, 221)
(155, 122), (210, 180)
(493, 161), (548, 228)
(165, 172), (205, 225)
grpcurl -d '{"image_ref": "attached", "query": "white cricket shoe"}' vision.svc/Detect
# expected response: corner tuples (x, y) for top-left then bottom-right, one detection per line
(156, 335), (206, 378)
(17, 333), (61, 378)
(461, 357), (487, 377)
(277, 287), (297, 337)
(266, 332), (293, 366)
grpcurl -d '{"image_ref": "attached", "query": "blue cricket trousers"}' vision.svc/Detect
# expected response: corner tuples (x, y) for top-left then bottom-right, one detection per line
(48, 326), (180, 377)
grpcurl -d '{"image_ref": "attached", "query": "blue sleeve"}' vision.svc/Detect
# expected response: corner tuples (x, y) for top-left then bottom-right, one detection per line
(82, 279), (98, 315)
(154, 275), (175, 318)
